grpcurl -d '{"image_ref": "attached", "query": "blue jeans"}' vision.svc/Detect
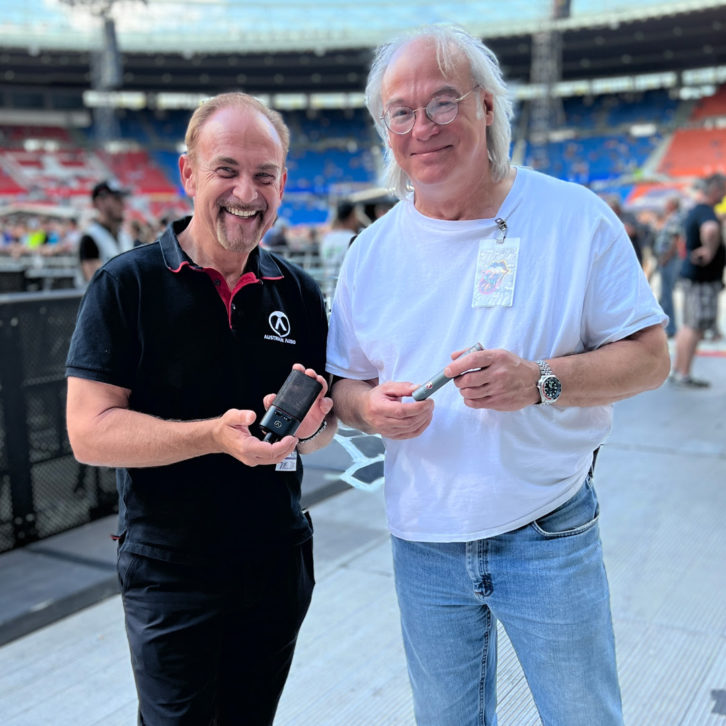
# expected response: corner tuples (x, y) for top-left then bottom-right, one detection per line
(659, 255), (680, 336)
(391, 478), (623, 726)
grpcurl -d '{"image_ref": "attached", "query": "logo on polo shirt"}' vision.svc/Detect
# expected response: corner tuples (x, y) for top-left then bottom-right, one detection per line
(265, 311), (296, 344)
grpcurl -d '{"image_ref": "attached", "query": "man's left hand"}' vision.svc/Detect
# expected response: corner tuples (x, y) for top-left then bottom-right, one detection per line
(445, 347), (539, 411)
(690, 246), (713, 266)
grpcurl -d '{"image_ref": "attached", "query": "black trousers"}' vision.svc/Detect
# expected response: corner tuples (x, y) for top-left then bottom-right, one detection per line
(118, 538), (315, 726)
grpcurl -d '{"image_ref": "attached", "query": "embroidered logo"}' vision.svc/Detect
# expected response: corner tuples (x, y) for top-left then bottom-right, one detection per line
(265, 311), (296, 344)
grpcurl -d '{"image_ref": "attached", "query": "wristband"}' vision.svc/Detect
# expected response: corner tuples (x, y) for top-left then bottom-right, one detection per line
(297, 418), (328, 444)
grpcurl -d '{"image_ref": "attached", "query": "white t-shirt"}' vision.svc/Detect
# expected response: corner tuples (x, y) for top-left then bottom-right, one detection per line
(327, 167), (666, 542)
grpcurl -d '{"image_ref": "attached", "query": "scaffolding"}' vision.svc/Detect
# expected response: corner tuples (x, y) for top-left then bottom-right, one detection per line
(58, 0), (145, 147)
(528, 0), (568, 170)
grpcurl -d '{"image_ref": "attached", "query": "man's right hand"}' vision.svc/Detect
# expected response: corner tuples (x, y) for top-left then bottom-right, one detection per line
(347, 380), (434, 440)
(66, 376), (298, 470)
(213, 408), (297, 467)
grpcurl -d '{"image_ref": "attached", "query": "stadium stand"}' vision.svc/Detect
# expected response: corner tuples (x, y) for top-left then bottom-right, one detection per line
(3, 78), (724, 232)
(96, 149), (178, 195)
(0, 5), (724, 232)
(658, 128), (726, 178)
(524, 131), (664, 185)
(0, 90), (722, 230)
(690, 83), (726, 121)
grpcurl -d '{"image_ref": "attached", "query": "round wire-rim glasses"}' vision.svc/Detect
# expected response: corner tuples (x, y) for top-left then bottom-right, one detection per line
(381, 85), (480, 135)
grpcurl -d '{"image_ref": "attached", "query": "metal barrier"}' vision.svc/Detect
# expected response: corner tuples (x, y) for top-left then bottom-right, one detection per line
(0, 290), (117, 553)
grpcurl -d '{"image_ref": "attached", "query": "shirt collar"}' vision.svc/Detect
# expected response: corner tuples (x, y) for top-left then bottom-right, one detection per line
(159, 216), (285, 281)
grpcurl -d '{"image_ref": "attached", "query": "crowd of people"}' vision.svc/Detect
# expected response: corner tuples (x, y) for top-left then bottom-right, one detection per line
(0, 208), (166, 261)
(2, 177), (722, 352)
(601, 175), (726, 386)
(4, 174), (721, 368)
(0, 215), (81, 257)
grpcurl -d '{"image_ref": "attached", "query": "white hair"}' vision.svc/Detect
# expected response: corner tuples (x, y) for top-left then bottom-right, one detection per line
(365, 24), (514, 199)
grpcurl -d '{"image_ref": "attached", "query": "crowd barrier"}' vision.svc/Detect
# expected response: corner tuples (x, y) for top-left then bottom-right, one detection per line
(0, 290), (116, 553)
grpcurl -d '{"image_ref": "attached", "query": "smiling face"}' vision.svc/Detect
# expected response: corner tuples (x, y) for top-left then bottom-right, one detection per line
(179, 105), (287, 259)
(381, 36), (493, 216)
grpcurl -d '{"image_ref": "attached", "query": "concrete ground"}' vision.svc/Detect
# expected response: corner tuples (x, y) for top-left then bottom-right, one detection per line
(0, 339), (724, 725)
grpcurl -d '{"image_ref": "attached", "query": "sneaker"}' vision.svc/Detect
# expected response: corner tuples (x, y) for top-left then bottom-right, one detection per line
(668, 373), (710, 388)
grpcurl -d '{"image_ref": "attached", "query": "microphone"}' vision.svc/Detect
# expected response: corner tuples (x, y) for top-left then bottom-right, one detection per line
(260, 369), (323, 443)
(412, 342), (484, 401)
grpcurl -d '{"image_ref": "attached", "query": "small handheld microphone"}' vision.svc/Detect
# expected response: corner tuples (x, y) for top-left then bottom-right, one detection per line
(260, 369), (323, 443)
(412, 343), (484, 401)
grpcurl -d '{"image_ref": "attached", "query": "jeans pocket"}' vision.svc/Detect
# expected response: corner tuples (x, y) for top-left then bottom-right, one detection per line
(531, 477), (600, 539)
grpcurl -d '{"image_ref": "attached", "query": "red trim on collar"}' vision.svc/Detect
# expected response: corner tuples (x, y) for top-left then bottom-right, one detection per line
(171, 258), (281, 328)
(170, 260), (192, 274)
(198, 268), (261, 327)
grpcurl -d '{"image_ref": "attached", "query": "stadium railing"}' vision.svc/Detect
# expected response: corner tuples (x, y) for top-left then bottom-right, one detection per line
(0, 290), (117, 554)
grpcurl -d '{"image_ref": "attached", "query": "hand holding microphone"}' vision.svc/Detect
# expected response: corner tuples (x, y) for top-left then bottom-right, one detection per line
(412, 343), (484, 401)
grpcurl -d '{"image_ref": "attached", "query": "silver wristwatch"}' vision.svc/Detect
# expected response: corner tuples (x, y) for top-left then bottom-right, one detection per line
(535, 359), (561, 405)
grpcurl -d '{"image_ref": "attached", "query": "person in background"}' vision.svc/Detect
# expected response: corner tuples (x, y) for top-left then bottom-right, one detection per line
(78, 179), (134, 284)
(319, 199), (361, 300)
(60, 217), (82, 254)
(326, 24), (669, 726)
(24, 217), (47, 249)
(261, 217), (289, 255)
(654, 196), (684, 338)
(130, 218), (153, 247)
(65, 92), (336, 726)
(670, 173), (726, 387)
(606, 196), (644, 266)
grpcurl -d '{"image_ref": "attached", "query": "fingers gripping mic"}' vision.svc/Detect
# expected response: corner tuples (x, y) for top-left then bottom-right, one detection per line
(412, 342), (484, 401)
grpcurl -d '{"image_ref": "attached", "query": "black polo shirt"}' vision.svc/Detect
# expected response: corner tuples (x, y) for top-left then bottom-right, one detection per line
(66, 217), (328, 563)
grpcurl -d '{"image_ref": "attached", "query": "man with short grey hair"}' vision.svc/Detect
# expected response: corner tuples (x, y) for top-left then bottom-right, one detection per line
(66, 92), (335, 725)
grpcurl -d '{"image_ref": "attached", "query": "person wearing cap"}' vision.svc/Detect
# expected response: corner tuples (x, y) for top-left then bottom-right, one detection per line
(78, 180), (134, 284)
(65, 93), (335, 726)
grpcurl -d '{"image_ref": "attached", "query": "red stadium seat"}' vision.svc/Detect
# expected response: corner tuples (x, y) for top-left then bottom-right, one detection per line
(658, 128), (726, 178)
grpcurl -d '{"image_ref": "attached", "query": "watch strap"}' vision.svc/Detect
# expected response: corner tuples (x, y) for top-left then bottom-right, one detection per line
(536, 359), (554, 379)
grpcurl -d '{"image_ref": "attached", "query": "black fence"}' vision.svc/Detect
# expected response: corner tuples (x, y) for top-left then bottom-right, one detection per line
(0, 290), (117, 553)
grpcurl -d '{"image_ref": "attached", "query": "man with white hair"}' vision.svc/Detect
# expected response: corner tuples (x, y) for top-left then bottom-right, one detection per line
(326, 24), (670, 725)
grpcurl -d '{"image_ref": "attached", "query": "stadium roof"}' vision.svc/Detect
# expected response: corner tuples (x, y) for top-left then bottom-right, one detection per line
(2, 0), (725, 53)
(0, 0), (724, 106)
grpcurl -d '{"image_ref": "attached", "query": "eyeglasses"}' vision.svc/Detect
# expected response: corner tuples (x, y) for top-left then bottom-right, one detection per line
(381, 86), (480, 135)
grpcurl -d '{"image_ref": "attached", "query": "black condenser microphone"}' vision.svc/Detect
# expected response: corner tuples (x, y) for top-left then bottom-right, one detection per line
(260, 369), (323, 443)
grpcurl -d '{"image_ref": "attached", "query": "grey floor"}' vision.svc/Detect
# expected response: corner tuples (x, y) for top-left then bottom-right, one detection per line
(1, 343), (725, 725)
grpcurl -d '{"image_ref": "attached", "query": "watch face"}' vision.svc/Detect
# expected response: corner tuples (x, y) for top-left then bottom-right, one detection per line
(542, 375), (562, 401)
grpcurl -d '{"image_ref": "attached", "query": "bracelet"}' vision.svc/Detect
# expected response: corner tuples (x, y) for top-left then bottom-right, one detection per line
(297, 418), (328, 444)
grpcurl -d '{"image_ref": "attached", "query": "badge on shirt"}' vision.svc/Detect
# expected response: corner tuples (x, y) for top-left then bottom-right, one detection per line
(275, 451), (298, 472)
(472, 237), (520, 308)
